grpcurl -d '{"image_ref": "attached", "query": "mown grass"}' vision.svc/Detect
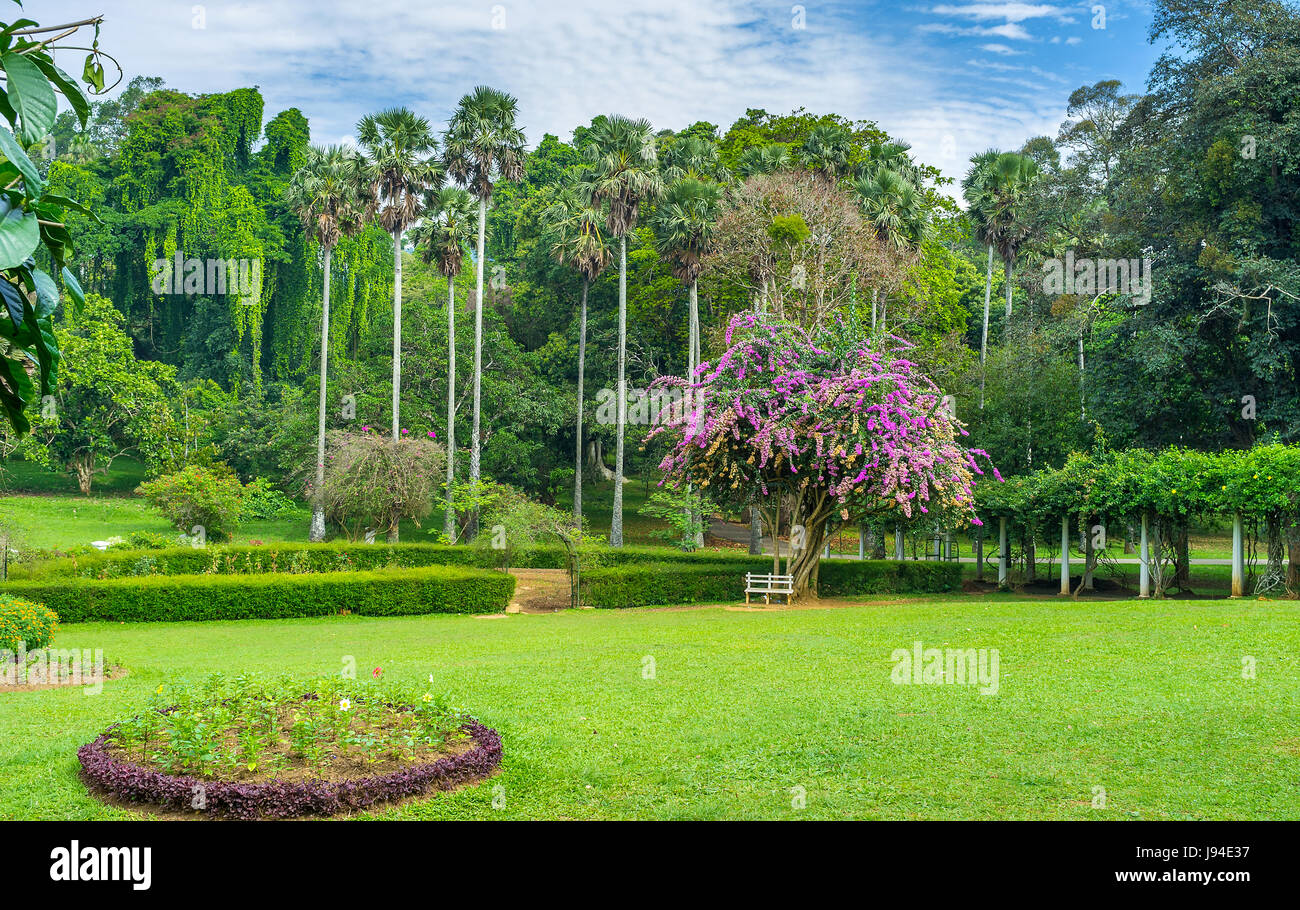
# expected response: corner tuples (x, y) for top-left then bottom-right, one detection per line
(0, 494), (319, 551)
(3, 593), (1297, 820)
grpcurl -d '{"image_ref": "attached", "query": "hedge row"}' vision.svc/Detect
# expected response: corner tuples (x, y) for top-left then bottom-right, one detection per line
(15, 542), (770, 580)
(581, 559), (963, 608)
(1, 566), (515, 623)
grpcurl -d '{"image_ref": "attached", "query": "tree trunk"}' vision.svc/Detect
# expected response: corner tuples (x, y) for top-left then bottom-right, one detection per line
(1004, 257), (1013, 319)
(1174, 523), (1191, 589)
(611, 235), (627, 548)
(787, 519), (826, 598)
(748, 506), (762, 555)
(1025, 533), (1036, 582)
(979, 245), (994, 408)
(1288, 523), (1300, 598)
(310, 248), (332, 542)
(388, 229), (402, 544)
(391, 229), (402, 441)
(469, 197), (487, 540)
(574, 279), (588, 524)
(443, 274), (457, 542)
(688, 278), (703, 549)
(73, 454), (94, 495)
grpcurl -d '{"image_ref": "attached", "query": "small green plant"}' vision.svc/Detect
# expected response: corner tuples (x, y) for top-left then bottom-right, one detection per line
(105, 673), (472, 779)
(639, 488), (716, 551)
(240, 477), (299, 521)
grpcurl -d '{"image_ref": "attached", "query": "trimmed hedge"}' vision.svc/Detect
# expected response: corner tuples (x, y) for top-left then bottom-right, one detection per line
(13, 542), (765, 580)
(582, 559), (963, 608)
(2, 566), (515, 623)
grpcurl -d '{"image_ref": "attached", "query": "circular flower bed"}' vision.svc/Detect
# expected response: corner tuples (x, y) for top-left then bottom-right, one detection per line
(78, 674), (502, 819)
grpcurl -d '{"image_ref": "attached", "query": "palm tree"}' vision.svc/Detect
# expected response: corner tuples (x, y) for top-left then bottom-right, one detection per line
(662, 135), (729, 183)
(651, 177), (722, 388)
(443, 85), (527, 540)
(799, 124), (854, 184)
(736, 144), (792, 178)
(546, 184), (612, 524)
(859, 139), (922, 185)
(413, 186), (476, 541)
(356, 107), (442, 450)
(651, 176), (722, 548)
(285, 144), (366, 541)
(962, 150), (1039, 408)
(582, 114), (664, 547)
(853, 167), (930, 332)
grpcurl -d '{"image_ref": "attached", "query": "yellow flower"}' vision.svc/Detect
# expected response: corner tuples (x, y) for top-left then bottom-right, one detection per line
(422, 693), (432, 703)
(156, 685), (164, 694)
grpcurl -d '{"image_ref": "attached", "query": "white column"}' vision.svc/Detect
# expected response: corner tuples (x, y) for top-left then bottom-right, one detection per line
(998, 517), (1008, 588)
(1138, 513), (1150, 598)
(894, 526), (904, 560)
(1060, 516), (1071, 595)
(858, 524), (866, 560)
(1231, 513), (1244, 597)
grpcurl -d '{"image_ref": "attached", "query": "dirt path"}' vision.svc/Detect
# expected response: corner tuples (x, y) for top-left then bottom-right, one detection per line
(507, 568), (572, 613)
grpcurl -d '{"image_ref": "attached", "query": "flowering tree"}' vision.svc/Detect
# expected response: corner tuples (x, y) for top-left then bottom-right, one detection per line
(649, 312), (998, 596)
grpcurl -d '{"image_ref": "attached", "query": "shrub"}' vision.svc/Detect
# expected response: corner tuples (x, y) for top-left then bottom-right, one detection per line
(2, 565), (514, 623)
(0, 594), (58, 652)
(321, 430), (445, 540)
(240, 477), (300, 521)
(137, 464), (246, 541)
(119, 531), (179, 550)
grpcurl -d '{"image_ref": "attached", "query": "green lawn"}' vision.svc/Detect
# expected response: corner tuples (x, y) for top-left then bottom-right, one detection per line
(0, 494), (319, 551)
(4, 593), (1297, 820)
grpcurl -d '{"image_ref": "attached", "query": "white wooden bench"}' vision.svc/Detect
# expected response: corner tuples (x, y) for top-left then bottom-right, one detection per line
(745, 572), (794, 605)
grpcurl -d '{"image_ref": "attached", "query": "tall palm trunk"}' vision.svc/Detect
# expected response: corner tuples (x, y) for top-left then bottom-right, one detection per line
(611, 234), (627, 548)
(310, 248), (332, 542)
(979, 244), (993, 409)
(574, 278), (588, 523)
(444, 275), (457, 542)
(1004, 257), (1014, 319)
(389, 230), (402, 543)
(391, 230), (402, 441)
(469, 197), (487, 540)
(688, 278), (703, 548)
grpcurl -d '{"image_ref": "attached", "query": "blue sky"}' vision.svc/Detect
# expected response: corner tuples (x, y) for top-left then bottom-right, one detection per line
(41, 1), (1162, 189)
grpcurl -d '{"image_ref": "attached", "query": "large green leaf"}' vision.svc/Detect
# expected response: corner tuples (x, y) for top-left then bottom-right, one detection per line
(0, 274), (22, 328)
(29, 55), (89, 127)
(61, 266), (85, 310)
(32, 268), (57, 317)
(0, 125), (43, 197)
(0, 197), (39, 268)
(1, 51), (57, 144)
(0, 352), (34, 434)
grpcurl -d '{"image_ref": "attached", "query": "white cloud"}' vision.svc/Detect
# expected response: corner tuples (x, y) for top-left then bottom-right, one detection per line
(920, 22), (1037, 40)
(930, 3), (1073, 23)
(980, 43), (1026, 55)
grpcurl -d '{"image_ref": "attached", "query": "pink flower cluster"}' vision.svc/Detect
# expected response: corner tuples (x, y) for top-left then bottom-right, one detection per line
(649, 314), (999, 524)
